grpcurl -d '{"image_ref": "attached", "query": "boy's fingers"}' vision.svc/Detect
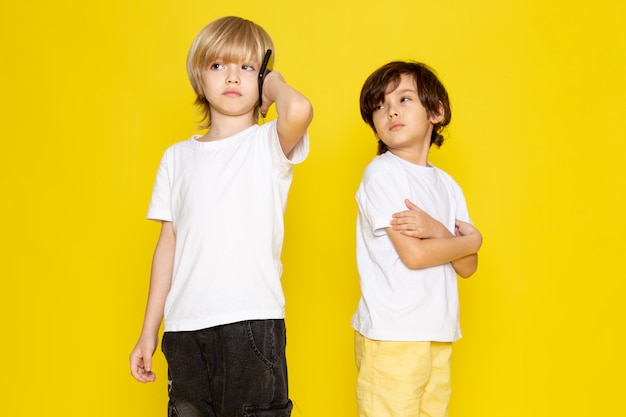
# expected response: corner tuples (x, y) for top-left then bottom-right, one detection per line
(130, 347), (155, 382)
(404, 199), (421, 211)
(130, 358), (144, 381)
(143, 355), (152, 372)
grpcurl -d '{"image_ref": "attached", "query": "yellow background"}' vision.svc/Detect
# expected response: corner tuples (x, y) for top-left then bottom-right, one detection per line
(1, 0), (625, 415)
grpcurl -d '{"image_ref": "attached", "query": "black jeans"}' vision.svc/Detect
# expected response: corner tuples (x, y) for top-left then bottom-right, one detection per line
(162, 320), (292, 417)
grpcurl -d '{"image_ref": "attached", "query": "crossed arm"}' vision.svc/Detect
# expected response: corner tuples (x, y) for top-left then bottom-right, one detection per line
(129, 221), (175, 383)
(387, 199), (482, 277)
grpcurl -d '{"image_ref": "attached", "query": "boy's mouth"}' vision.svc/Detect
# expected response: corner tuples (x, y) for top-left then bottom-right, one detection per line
(223, 89), (242, 97)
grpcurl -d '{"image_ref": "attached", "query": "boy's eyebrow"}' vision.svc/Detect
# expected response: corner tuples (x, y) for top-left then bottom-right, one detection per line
(384, 83), (418, 95)
(392, 88), (418, 95)
(210, 55), (257, 63)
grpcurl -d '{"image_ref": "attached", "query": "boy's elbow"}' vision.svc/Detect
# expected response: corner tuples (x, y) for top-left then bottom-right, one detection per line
(399, 255), (429, 270)
(457, 267), (477, 279)
(454, 254), (479, 278)
(285, 97), (313, 126)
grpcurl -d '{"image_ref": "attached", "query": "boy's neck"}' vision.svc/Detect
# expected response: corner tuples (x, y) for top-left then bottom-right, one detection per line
(198, 113), (256, 142)
(388, 143), (431, 167)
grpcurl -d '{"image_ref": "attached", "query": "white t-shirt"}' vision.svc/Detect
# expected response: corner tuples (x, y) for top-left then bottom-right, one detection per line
(147, 121), (309, 332)
(351, 151), (471, 342)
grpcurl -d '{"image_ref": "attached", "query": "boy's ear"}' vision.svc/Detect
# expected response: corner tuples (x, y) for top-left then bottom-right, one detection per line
(430, 101), (445, 124)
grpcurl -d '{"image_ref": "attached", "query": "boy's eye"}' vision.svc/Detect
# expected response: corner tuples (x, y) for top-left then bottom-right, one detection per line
(210, 63), (224, 70)
(242, 64), (255, 71)
(401, 97), (411, 102)
(373, 104), (385, 111)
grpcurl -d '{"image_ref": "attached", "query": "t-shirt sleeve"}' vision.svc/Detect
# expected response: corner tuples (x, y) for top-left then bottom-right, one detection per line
(357, 171), (406, 237)
(264, 120), (309, 165)
(452, 180), (472, 224)
(146, 151), (172, 222)
(287, 130), (309, 164)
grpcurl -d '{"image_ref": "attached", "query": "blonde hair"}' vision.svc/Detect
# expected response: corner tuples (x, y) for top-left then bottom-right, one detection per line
(187, 16), (275, 128)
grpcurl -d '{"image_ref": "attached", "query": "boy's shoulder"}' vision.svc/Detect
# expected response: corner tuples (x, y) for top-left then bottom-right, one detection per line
(363, 152), (417, 176)
(429, 165), (467, 197)
(162, 135), (200, 152)
(366, 151), (396, 166)
(362, 153), (394, 176)
(429, 164), (457, 183)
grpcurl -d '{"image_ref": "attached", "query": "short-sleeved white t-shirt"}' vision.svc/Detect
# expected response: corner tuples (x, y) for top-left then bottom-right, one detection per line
(148, 121), (308, 332)
(351, 151), (471, 342)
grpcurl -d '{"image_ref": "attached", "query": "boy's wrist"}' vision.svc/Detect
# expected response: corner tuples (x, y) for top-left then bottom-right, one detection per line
(468, 232), (482, 252)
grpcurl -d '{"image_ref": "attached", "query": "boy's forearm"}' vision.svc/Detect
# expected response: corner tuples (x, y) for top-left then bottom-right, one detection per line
(140, 222), (175, 339)
(141, 275), (168, 338)
(388, 227), (481, 270)
(278, 88), (311, 117)
(264, 74), (313, 155)
(273, 80), (313, 131)
(140, 273), (170, 340)
(451, 253), (478, 278)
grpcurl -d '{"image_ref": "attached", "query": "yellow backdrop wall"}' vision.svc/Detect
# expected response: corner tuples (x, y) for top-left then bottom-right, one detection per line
(1, 0), (625, 416)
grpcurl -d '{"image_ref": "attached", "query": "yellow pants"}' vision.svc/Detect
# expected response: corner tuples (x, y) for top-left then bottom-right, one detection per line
(354, 331), (453, 417)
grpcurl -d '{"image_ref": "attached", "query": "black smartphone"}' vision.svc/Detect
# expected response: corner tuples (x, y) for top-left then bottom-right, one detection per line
(258, 49), (272, 110)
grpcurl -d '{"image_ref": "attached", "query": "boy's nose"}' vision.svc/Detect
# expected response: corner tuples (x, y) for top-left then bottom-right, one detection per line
(226, 69), (240, 84)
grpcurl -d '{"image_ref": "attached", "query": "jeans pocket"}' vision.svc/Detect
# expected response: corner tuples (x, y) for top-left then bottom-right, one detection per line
(245, 320), (276, 368)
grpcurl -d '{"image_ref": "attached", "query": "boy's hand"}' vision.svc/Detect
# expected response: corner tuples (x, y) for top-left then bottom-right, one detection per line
(259, 70), (285, 118)
(455, 219), (483, 252)
(129, 336), (157, 383)
(390, 199), (450, 239)
(454, 219), (478, 237)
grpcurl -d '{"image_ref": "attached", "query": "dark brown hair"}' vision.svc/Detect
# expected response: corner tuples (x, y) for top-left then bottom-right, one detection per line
(360, 61), (451, 154)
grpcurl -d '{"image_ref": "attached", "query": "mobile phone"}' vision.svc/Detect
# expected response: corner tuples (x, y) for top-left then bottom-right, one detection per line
(258, 49), (272, 110)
